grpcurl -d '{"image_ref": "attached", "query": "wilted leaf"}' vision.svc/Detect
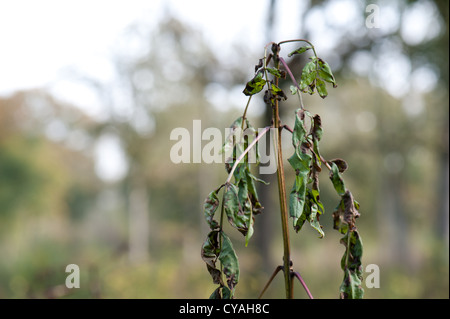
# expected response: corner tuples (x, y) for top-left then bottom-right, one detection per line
(316, 78), (328, 99)
(329, 162), (346, 196)
(270, 83), (287, 101)
(204, 185), (224, 230)
(219, 232), (240, 293)
(266, 67), (285, 78)
(254, 58), (263, 73)
(342, 190), (360, 231)
(243, 70), (266, 96)
(300, 61), (316, 92)
(339, 230), (364, 299)
(223, 183), (253, 237)
(317, 58), (337, 88)
(201, 231), (224, 285)
(288, 45), (312, 57)
(330, 158), (348, 173)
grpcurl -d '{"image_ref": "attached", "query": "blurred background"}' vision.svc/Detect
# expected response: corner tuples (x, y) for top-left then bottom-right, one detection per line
(0, 0), (448, 299)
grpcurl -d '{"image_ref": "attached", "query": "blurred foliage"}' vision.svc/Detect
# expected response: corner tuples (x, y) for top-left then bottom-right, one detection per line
(0, 0), (448, 299)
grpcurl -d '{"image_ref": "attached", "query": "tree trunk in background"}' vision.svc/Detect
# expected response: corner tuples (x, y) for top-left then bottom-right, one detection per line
(252, 0), (278, 273)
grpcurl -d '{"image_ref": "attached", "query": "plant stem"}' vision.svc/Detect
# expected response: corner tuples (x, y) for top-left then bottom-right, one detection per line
(272, 71), (293, 299)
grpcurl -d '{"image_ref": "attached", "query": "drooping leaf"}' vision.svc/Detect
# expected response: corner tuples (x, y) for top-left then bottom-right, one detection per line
(299, 61), (317, 92)
(332, 199), (348, 235)
(243, 70), (266, 96)
(219, 231), (240, 293)
(342, 190), (360, 231)
(293, 189), (324, 237)
(201, 231), (223, 286)
(223, 183), (255, 238)
(254, 58), (263, 73)
(209, 286), (233, 299)
(339, 230), (364, 299)
(203, 185), (225, 230)
(316, 78), (328, 99)
(330, 158), (348, 173)
(317, 58), (337, 88)
(270, 83), (287, 101)
(288, 109), (312, 228)
(329, 162), (346, 196)
(292, 109), (307, 151)
(266, 67), (285, 79)
(310, 114), (323, 170)
(288, 45), (312, 57)
(222, 117), (244, 171)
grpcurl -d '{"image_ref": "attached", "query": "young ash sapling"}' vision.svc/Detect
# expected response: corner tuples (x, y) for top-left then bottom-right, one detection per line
(200, 39), (364, 299)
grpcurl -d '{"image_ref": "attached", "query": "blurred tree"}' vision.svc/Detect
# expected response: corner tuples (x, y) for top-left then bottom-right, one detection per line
(76, 13), (247, 264)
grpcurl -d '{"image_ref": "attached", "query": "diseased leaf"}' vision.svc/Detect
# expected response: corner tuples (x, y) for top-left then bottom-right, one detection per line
(270, 83), (287, 101)
(316, 78), (328, 99)
(288, 108), (313, 228)
(201, 231), (224, 285)
(339, 230), (364, 299)
(318, 59), (337, 88)
(222, 117), (244, 171)
(293, 189), (324, 237)
(300, 61), (316, 92)
(223, 183), (246, 235)
(288, 45), (312, 57)
(204, 185), (225, 230)
(330, 158), (348, 173)
(329, 162), (346, 196)
(255, 58), (263, 73)
(266, 67), (285, 78)
(342, 190), (360, 231)
(210, 286), (232, 299)
(243, 70), (266, 96)
(219, 232), (240, 293)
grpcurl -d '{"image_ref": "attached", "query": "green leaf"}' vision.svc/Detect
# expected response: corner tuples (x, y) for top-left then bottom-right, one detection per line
(203, 185), (224, 230)
(318, 59), (337, 88)
(329, 162), (346, 196)
(270, 83), (287, 101)
(339, 230), (364, 299)
(300, 61), (316, 92)
(243, 70), (266, 96)
(332, 199), (348, 235)
(316, 78), (328, 99)
(223, 183), (254, 238)
(223, 183), (244, 233)
(288, 45), (312, 57)
(288, 109), (313, 228)
(293, 189), (324, 237)
(219, 232), (240, 293)
(266, 67), (284, 78)
(292, 109), (308, 150)
(201, 231), (223, 286)
(209, 286), (232, 299)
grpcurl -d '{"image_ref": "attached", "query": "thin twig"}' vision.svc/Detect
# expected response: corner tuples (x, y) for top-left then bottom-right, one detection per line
(258, 265), (283, 299)
(279, 57), (304, 110)
(292, 271), (314, 299)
